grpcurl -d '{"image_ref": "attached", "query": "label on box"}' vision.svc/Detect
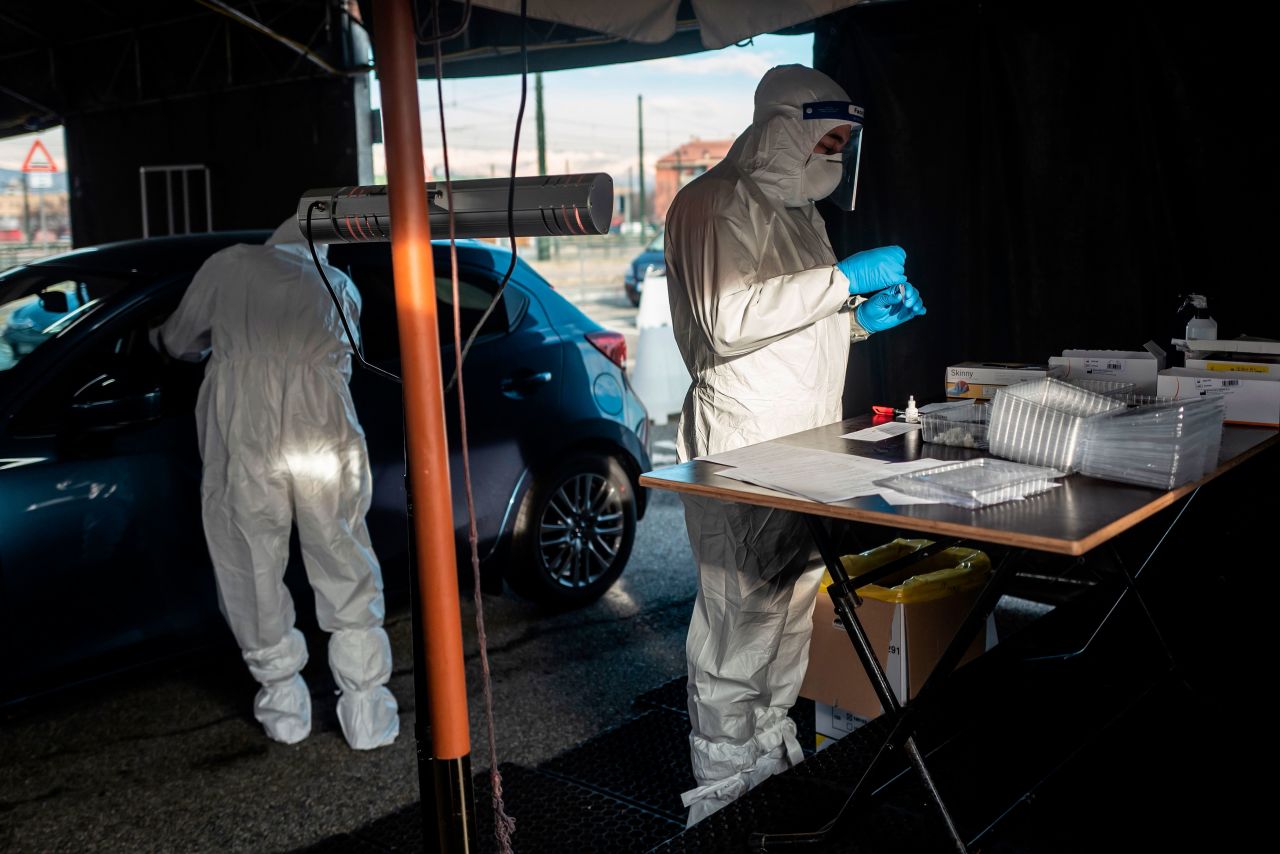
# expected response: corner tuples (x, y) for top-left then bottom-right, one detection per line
(1157, 369), (1280, 426)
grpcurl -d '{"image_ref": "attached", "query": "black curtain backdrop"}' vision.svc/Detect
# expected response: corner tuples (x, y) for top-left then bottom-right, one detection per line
(815, 0), (1279, 416)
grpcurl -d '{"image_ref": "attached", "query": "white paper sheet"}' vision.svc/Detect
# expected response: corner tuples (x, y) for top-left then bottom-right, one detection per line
(713, 452), (949, 504)
(842, 422), (922, 442)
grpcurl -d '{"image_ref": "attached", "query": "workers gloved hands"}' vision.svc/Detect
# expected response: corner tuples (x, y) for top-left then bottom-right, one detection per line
(855, 282), (927, 333)
(837, 245), (908, 295)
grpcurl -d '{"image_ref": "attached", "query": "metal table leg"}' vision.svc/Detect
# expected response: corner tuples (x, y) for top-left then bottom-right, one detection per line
(1024, 487), (1199, 664)
(749, 517), (991, 853)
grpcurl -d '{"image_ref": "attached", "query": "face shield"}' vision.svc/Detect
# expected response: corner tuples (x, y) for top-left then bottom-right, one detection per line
(802, 101), (865, 211)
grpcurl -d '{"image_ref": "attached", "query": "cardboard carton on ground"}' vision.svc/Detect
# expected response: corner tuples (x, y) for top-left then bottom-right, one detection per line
(814, 702), (869, 751)
(1156, 368), (1280, 427)
(1048, 342), (1167, 395)
(944, 362), (1055, 400)
(799, 541), (998, 723)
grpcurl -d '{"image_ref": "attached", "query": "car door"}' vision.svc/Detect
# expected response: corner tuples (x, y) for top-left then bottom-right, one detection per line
(336, 246), (565, 564)
(0, 282), (214, 694)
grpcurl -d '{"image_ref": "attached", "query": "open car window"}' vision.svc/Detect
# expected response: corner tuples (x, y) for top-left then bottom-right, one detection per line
(0, 268), (134, 372)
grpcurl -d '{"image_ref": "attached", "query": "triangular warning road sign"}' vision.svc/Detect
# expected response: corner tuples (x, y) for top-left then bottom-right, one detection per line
(21, 139), (58, 173)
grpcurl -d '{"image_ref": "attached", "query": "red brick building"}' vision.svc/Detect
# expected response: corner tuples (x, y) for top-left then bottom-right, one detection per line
(653, 138), (734, 225)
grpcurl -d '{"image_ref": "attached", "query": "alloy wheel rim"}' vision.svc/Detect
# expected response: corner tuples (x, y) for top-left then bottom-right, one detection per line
(537, 472), (625, 589)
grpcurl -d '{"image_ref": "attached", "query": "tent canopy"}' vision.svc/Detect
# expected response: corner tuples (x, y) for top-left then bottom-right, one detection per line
(0, 0), (860, 140)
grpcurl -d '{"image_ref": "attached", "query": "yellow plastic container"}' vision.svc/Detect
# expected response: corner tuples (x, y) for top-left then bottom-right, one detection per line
(832, 538), (993, 604)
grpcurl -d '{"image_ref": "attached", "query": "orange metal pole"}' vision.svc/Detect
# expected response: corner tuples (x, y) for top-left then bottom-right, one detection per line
(374, 0), (470, 764)
(373, 1), (476, 846)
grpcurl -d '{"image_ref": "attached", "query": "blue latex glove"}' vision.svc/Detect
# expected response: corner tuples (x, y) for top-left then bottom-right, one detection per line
(855, 282), (927, 333)
(836, 245), (908, 295)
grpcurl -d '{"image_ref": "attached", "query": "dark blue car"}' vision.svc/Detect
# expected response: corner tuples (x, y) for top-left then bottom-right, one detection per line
(623, 229), (664, 307)
(0, 232), (650, 704)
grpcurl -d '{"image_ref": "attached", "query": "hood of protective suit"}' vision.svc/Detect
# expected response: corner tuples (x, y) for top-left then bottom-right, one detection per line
(732, 65), (854, 208)
(268, 216), (328, 262)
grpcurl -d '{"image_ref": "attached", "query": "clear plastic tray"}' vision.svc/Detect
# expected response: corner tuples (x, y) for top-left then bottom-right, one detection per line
(920, 402), (991, 449)
(987, 378), (1126, 473)
(873, 458), (1066, 509)
(1059, 377), (1136, 399)
(1078, 395), (1226, 489)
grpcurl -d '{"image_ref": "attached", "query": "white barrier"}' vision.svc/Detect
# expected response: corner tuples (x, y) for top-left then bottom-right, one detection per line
(629, 270), (690, 426)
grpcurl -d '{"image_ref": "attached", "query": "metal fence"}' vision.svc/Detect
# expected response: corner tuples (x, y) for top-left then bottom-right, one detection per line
(0, 240), (73, 272)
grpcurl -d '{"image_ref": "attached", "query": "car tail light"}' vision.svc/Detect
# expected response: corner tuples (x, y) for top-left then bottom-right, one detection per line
(586, 330), (627, 369)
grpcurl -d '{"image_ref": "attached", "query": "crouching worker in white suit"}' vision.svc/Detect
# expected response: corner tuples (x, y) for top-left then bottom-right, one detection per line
(157, 217), (399, 750)
(665, 65), (927, 824)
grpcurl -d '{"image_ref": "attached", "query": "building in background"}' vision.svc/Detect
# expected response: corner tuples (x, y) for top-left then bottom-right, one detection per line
(0, 170), (70, 243)
(653, 138), (733, 226)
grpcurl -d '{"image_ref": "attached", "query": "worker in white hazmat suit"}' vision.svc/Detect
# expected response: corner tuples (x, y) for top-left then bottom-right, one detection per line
(666, 65), (926, 824)
(156, 218), (399, 750)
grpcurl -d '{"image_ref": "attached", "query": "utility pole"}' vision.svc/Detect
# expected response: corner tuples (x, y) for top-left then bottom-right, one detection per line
(637, 94), (646, 235)
(535, 71), (549, 260)
(22, 174), (30, 243)
(627, 166), (634, 227)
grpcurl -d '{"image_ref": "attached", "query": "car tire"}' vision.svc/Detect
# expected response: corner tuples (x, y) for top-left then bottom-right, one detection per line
(508, 453), (637, 608)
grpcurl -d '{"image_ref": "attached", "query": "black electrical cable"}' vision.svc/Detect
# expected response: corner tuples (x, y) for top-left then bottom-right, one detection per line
(446, 0), (527, 392)
(304, 201), (402, 385)
(431, 5), (517, 849)
(414, 0), (472, 45)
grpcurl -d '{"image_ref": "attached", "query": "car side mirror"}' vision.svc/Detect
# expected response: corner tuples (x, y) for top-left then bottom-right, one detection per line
(69, 374), (162, 431)
(39, 290), (70, 313)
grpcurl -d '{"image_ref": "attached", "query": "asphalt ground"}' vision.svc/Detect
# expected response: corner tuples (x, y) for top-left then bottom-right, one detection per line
(0, 265), (697, 853)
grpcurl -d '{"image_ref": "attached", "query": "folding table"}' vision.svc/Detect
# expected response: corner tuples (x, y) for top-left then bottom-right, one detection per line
(639, 417), (1279, 851)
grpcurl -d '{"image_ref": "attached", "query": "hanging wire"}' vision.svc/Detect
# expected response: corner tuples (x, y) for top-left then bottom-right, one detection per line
(415, 0), (473, 45)
(433, 0), (518, 849)
(304, 202), (402, 385)
(445, 0), (527, 392)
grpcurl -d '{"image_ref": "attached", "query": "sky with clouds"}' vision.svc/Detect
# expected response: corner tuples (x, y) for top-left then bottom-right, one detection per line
(380, 33), (813, 186)
(0, 32), (813, 189)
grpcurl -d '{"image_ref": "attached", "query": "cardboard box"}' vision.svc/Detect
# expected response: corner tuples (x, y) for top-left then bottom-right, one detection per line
(799, 542), (998, 721)
(945, 361), (1055, 400)
(1156, 368), (1280, 427)
(1176, 336), (1280, 357)
(1185, 357), (1280, 378)
(814, 702), (870, 752)
(1048, 342), (1167, 395)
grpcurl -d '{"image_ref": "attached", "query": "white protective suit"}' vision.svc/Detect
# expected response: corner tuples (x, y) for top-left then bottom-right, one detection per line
(160, 219), (398, 750)
(666, 65), (866, 823)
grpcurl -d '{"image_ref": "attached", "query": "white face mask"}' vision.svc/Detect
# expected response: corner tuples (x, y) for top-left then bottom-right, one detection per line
(801, 154), (843, 202)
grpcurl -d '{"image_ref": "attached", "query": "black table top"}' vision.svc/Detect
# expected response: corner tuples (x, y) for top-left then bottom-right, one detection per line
(639, 417), (1279, 555)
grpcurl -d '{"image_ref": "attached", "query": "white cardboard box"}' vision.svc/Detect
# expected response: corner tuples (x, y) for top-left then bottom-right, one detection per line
(944, 362), (1055, 400)
(1156, 368), (1280, 426)
(1185, 357), (1280, 378)
(1048, 343), (1167, 395)
(1176, 337), (1280, 357)
(814, 702), (870, 751)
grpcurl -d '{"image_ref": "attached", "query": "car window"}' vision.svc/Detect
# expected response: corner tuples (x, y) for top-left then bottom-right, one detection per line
(646, 230), (665, 253)
(340, 263), (529, 366)
(8, 288), (188, 436)
(0, 269), (133, 372)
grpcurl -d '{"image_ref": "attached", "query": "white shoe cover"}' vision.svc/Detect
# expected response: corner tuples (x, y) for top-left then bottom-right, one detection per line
(254, 674), (312, 745)
(337, 686), (399, 750)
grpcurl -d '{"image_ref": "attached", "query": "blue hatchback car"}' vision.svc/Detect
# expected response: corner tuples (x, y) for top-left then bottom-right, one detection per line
(0, 232), (650, 703)
(623, 229), (664, 307)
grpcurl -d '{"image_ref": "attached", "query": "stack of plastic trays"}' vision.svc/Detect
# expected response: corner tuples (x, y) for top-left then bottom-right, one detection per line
(1078, 395), (1227, 489)
(873, 458), (1066, 509)
(920, 401), (991, 449)
(988, 378), (1126, 473)
(1059, 377), (1136, 400)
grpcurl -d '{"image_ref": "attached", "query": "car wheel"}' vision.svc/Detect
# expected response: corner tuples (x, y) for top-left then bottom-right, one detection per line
(509, 453), (637, 608)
